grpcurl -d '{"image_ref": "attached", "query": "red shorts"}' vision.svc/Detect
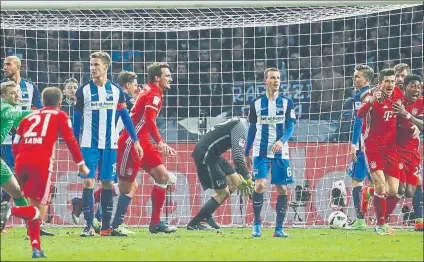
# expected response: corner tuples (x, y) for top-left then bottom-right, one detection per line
(398, 149), (421, 186)
(15, 153), (52, 205)
(117, 139), (163, 183)
(364, 147), (400, 179)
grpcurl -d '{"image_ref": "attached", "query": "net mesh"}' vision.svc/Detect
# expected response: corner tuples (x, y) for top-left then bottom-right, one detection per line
(1, 3), (423, 228)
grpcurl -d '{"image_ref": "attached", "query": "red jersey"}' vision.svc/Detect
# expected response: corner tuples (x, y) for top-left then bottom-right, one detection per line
(121, 83), (163, 144)
(358, 94), (398, 149)
(12, 107), (84, 165)
(396, 96), (423, 151)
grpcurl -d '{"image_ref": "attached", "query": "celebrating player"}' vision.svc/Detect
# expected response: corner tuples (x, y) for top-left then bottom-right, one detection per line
(393, 74), (423, 231)
(11, 87), (89, 258)
(116, 62), (177, 234)
(346, 64), (374, 230)
(244, 68), (296, 238)
(73, 52), (143, 237)
(357, 68), (400, 235)
(0, 81), (33, 231)
(71, 70), (140, 236)
(186, 118), (253, 230)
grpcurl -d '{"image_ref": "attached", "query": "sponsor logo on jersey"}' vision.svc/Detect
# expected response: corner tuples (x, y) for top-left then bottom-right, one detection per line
(259, 115), (285, 124)
(90, 101), (114, 110)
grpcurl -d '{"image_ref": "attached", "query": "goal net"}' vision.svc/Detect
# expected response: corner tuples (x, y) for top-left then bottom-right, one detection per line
(1, 2), (423, 228)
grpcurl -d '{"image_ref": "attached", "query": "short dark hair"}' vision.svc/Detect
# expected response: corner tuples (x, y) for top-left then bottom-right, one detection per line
(117, 71), (137, 87)
(62, 78), (78, 91)
(404, 74), (422, 87)
(393, 63), (411, 74)
(354, 64), (374, 82)
(42, 87), (63, 107)
(0, 81), (16, 95)
(264, 68), (280, 81)
(147, 62), (169, 83)
(378, 68), (396, 83)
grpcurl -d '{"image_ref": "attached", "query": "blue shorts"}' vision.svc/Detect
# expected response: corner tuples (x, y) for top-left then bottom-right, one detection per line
(253, 157), (294, 185)
(347, 151), (371, 182)
(0, 144), (14, 170)
(79, 148), (117, 181)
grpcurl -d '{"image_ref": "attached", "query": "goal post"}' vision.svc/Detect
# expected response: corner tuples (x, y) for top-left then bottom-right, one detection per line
(1, 2), (422, 228)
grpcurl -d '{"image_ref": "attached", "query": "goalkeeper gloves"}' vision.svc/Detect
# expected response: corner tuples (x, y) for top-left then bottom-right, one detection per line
(237, 176), (255, 196)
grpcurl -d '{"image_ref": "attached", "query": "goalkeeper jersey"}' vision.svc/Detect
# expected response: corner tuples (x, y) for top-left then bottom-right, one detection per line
(0, 100), (32, 145)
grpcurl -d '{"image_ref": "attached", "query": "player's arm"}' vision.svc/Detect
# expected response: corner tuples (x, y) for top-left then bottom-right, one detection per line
(350, 94), (364, 159)
(4, 106), (33, 128)
(393, 102), (423, 131)
(357, 90), (381, 118)
(244, 100), (257, 157)
(230, 120), (251, 180)
(272, 99), (296, 153)
(72, 86), (84, 142)
(11, 118), (25, 157)
(30, 82), (43, 109)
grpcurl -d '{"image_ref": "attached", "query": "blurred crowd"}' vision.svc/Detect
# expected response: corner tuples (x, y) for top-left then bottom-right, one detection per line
(1, 6), (422, 123)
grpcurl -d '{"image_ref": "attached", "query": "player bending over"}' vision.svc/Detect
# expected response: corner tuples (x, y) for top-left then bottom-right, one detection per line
(186, 118), (254, 230)
(0, 81), (33, 232)
(393, 74), (423, 231)
(73, 52), (142, 237)
(11, 87), (89, 258)
(114, 62), (177, 234)
(244, 68), (296, 238)
(346, 64), (374, 230)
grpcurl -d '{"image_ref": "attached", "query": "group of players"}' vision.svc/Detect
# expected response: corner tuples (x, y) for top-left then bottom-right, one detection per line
(347, 63), (423, 234)
(0, 50), (422, 259)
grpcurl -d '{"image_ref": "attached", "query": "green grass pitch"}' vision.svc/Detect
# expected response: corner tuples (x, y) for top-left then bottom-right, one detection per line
(1, 227), (422, 261)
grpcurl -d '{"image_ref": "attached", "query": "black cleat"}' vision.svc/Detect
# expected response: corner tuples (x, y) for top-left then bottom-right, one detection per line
(186, 223), (208, 230)
(40, 228), (55, 236)
(149, 221), (177, 234)
(204, 216), (220, 229)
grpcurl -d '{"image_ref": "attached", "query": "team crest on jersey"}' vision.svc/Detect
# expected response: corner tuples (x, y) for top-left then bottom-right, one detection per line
(412, 108), (418, 116)
(370, 161), (377, 169)
(354, 101), (361, 110)
(399, 163), (404, 170)
(239, 138), (246, 148)
(127, 168), (133, 176)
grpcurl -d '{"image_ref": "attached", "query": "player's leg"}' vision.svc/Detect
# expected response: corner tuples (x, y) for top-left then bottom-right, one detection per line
(108, 180), (137, 236)
(97, 149), (117, 235)
(25, 198), (48, 258)
(271, 159), (293, 238)
(413, 177), (423, 231)
(348, 151), (367, 230)
(79, 148), (100, 237)
(251, 157), (271, 237)
(383, 152), (401, 225)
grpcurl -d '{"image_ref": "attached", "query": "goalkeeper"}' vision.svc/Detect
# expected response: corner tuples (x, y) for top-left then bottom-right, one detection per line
(187, 118), (253, 230)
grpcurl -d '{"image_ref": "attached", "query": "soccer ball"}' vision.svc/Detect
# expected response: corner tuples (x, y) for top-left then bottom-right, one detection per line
(328, 211), (348, 229)
(167, 172), (177, 186)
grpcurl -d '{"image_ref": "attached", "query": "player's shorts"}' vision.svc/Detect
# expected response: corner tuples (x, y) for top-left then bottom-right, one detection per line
(364, 146), (400, 179)
(15, 153), (52, 205)
(253, 156), (293, 185)
(192, 154), (236, 190)
(0, 144), (14, 170)
(139, 141), (163, 174)
(79, 147), (117, 181)
(398, 149), (421, 186)
(0, 158), (13, 186)
(347, 151), (372, 182)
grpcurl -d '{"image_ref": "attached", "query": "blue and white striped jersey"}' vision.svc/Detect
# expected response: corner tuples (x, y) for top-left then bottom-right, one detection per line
(1, 78), (42, 144)
(75, 80), (126, 149)
(248, 94), (296, 159)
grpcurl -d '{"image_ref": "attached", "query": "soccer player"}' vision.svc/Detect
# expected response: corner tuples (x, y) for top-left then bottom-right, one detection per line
(0, 81), (33, 231)
(11, 87), (89, 258)
(186, 118), (254, 230)
(393, 74), (423, 231)
(73, 52), (143, 237)
(347, 64), (374, 230)
(1, 56), (43, 230)
(357, 68), (400, 235)
(116, 62), (177, 234)
(244, 68), (296, 238)
(71, 70), (140, 236)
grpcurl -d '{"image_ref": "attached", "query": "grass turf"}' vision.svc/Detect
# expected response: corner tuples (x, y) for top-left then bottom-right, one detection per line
(1, 227), (422, 261)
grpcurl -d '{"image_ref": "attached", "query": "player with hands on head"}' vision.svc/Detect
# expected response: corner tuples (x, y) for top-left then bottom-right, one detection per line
(244, 68), (296, 238)
(186, 118), (253, 230)
(11, 87), (89, 258)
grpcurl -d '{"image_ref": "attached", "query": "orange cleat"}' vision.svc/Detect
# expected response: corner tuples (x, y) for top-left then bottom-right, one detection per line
(100, 228), (113, 236)
(414, 219), (423, 231)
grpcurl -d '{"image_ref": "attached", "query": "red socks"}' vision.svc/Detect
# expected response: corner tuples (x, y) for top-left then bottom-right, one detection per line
(150, 184), (167, 225)
(386, 195), (400, 220)
(11, 206), (39, 220)
(28, 220), (41, 250)
(373, 194), (387, 225)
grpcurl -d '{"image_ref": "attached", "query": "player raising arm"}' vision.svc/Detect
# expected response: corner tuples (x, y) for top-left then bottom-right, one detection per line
(11, 87), (89, 258)
(115, 62), (177, 234)
(244, 68), (296, 238)
(393, 74), (423, 231)
(186, 118), (253, 230)
(357, 68), (400, 235)
(72, 52), (142, 237)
